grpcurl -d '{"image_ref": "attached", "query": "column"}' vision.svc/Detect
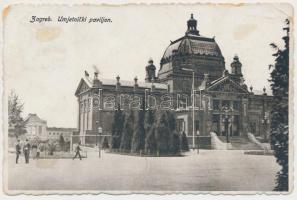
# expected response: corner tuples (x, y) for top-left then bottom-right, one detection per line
(241, 98), (248, 136)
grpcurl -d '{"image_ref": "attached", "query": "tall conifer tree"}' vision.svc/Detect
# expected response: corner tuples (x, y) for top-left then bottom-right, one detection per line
(269, 19), (289, 191)
(120, 110), (134, 151)
(111, 105), (125, 149)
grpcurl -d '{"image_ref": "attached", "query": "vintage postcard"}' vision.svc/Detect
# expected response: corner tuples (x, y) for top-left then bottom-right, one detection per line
(1, 1), (294, 195)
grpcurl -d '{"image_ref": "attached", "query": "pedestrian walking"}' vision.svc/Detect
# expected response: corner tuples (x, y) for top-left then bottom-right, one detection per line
(23, 139), (31, 164)
(15, 139), (21, 164)
(73, 142), (82, 160)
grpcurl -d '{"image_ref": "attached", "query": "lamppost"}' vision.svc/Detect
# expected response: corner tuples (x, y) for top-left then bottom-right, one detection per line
(181, 68), (198, 153)
(95, 121), (99, 146)
(98, 126), (102, 157)
(261, 114), (270, 142)
(222, 106), (232, 143)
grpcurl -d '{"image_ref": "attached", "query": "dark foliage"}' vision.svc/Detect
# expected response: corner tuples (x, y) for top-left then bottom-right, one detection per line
(59, 135), (65, 151)
(120, 110), (134, 151)
(131, 99), (146, 153)
(8, 90), (27, 138)
(145, 125), (157, 154)
(155, 112), (171, 154)
(102, 136), (109, 149)
(111, 105), (125, 149)
(269, 19), (289, 191)
(181, 132), (190, 152)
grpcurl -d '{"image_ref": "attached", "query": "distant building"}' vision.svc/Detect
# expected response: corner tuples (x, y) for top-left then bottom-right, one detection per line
(24, 113), (47, 139)
(46, 127), (77, 141)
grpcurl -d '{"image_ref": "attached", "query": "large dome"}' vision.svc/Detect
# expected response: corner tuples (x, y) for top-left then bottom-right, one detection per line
(161, 34), (223, 63)
(157, 14), (226, 91)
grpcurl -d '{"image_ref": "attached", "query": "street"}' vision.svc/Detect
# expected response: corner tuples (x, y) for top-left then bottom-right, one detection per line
(7, 150), (280, 192)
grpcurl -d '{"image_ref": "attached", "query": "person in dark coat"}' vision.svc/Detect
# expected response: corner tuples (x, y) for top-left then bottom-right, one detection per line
(23, 139), (31, 164)
(15, 140), (21, 164)
(73, 142), (82, 160)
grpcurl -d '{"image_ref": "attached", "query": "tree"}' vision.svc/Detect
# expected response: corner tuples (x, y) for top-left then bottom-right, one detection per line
(131, 108), (145, 153)
(131, 98), (146, 153)
(59, 135), (65, 151)
(167, 111), (180, 155)
(144, 109), (156, 154)
(8, 90), (26, 138)
(269, 19), (289, 191)
(111, 105), (125, 149)
(155, 111), (171, 155)
(181, 132), (189, 152)
(48, 142), (56, 155)
(145, 125), (157, 154)
(102, 136), (109, 149)
(120, 110), (134, 152)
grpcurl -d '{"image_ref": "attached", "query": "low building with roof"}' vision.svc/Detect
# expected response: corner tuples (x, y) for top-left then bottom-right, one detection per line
(24, 113), (47, 140)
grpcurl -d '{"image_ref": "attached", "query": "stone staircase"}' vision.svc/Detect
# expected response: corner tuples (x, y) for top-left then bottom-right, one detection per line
(218, 136), (262, 150)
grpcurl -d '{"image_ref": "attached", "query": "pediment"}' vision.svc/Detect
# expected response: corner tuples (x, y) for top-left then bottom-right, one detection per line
(206, 77), (249, 94)
(75, 79), (91, 96)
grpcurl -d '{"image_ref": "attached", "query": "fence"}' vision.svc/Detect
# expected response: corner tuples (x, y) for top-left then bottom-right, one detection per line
(71, 134), (111, 151)
(187, 135), (212, 149)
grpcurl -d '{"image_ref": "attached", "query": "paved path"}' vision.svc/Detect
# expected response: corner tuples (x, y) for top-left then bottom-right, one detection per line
(6, 150), (280, 192)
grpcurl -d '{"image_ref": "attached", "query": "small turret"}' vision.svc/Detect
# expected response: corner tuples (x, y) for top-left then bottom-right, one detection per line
(263, 87), (267, 95)
(231, 55), (243, 76)
(116, 75), (121, 90)
(250, 85), (254, 94)
(230, 55), (243, 83)
(134, 76), (138, 91)
(93, 71), (102, 87)
(145, 58), (157, 83)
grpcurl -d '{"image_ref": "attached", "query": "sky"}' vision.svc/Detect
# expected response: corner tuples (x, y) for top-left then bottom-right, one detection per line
(3, 3), (293, 127)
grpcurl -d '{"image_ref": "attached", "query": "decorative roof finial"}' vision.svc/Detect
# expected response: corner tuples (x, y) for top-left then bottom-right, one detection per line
(94, 72), (98, 79)
(134, 76), (138, 84)
(186, 13), (199, 36)
(263, 86), (267, 95)
(84, 70), (89, 77)
(223, 69), (229, 77)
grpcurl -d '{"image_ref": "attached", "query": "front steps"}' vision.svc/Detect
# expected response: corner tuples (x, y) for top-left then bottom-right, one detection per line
(218, 136), (262, 150)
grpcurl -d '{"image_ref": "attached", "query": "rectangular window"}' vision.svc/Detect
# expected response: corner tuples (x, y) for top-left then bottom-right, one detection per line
(213, 100), (220, 110)
(233, 101), (241, 110)
(222, 100), (230, 108)
(212, 114), (220, 122)
(195, 120), (200, 135)
(177, 119), (185, 133)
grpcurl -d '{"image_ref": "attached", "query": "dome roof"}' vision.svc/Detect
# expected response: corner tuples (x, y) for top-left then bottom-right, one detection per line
(162, 34), (223, 61)
(161, 14), (223, 64)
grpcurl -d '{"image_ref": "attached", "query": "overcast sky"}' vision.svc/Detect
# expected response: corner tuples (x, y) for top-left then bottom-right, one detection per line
(4, 4), (293, 127)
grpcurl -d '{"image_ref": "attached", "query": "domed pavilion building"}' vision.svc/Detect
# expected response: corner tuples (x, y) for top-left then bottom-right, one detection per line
(75, 14), (272, 149)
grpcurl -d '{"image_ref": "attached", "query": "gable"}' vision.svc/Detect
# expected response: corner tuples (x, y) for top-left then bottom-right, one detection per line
(206, 77), (249, 94)
(75, 78), (91, 96)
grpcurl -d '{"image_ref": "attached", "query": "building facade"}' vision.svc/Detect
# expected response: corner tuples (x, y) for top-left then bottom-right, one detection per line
(75, 14), (272, 146)
(46, 127), (77, 141)
(24, 113), (47, 140)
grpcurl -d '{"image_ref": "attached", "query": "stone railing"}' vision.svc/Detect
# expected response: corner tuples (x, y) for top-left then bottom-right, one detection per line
(210, 132), (232, 150)
(247, 132), (271, 151)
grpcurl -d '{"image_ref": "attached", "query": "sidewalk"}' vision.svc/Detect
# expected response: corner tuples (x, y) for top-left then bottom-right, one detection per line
(7, 150), (280, 192)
